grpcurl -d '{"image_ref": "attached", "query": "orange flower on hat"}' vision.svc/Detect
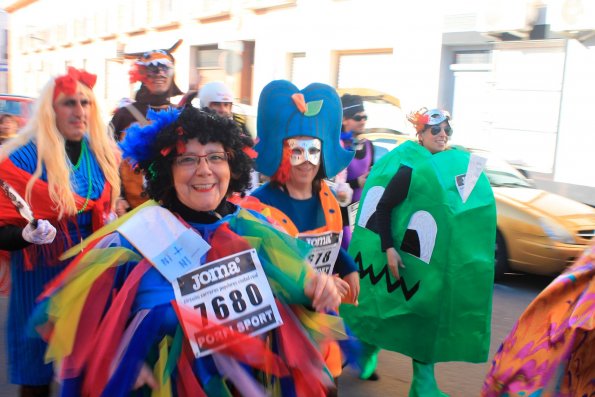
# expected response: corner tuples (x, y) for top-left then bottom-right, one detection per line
(407, 108), (430, 133)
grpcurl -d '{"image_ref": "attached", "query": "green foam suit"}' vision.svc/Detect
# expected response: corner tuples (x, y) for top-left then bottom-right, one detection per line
(341, 141), (496, 363)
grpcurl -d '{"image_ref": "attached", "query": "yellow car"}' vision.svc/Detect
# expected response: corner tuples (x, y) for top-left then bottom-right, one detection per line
(360, 132), (595, 279)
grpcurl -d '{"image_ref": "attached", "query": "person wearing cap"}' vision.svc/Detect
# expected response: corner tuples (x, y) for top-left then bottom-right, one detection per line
(199, 80), (234, 119)
(198, 81), (253, 149)
(110, 40), (184, 211)
(249, 80), (359, 395)
(0, 113), (19, 145)
(198, 81), (254, 144)
(339, 93), (374, 249)
(0, 67), (120, 397)
(341, 108), (496, 396)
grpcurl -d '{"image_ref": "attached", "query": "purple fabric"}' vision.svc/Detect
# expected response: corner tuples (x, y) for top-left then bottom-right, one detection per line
(347, 140), (373, 202)
(342, 225), (352, 250)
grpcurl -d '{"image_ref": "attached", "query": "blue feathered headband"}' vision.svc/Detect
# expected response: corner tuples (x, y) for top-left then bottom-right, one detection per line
(254, 80), (354, 179)
(119, 107), (181, 167)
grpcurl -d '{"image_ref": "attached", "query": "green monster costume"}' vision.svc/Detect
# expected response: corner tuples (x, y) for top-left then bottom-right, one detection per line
(341, 140), (496, 365)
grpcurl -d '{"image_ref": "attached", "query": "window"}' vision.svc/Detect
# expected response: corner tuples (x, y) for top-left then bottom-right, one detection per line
(336, 51), (393, 90)
(454, 50), (491, 64)
(289, 53), (308, 88)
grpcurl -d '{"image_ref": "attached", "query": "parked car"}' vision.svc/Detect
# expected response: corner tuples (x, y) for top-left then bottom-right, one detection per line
(359, 132), (595, 279)
(0, 94), (34, 127)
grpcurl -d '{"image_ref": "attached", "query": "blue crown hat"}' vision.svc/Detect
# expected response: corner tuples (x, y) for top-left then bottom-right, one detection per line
(254, 80), (354, 178)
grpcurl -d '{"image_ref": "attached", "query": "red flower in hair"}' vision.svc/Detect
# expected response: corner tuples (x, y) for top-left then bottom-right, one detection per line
(243, 146), (258, 159)
(176, 138), (186, 155)
(128, 63), (145, 84)
(77, 69), (97, 89)
(54, 75), (76, 99)
(417, 114), (430, 126)
(53, 67), (97, 100)
(407, 108), (430, 133)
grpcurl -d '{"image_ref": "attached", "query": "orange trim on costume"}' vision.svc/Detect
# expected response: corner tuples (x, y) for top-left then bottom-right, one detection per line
(233, 181), (342, 237)
(304, 180), (342, 235)
(229, 194), (299, 236)
(321, 340), (343, 377)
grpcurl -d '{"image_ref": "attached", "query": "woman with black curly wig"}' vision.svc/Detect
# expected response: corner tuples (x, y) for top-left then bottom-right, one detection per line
(137, 104), (253, 216)
(31, 105), (344, 396)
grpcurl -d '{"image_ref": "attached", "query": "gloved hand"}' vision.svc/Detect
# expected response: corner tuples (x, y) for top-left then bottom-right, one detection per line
(21, 220), (57, 245)
(105, 211), (118, 224)
(335, 182), (353, 207)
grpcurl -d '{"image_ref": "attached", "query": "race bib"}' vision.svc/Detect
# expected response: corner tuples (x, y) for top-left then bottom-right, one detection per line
(298, 231), (342, 275)
(173, 248), (282, 358)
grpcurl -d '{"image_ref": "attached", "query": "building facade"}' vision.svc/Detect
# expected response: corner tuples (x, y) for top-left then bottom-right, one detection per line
(3, 0), (595, 204)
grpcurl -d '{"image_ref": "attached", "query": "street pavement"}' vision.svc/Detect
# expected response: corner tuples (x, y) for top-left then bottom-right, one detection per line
(0, 296), (17, 397)
(0, 273), (552, 396)
(339, 273), (553, 396)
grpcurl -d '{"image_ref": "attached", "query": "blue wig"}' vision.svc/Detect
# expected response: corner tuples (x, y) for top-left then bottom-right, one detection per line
(118, 107), (181, 166)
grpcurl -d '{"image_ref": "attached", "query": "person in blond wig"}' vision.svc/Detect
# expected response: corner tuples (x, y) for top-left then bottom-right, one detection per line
(0, 67), (120, 397)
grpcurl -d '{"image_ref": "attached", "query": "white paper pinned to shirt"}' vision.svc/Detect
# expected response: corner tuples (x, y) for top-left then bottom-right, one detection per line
(117, 206), (211, 282)
(455, 154), (487, 203)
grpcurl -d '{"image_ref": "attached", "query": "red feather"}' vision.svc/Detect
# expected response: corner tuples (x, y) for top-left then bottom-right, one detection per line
(171, 301), (289, 377)
(81, 260), (151, 396)
(270, 143), (292, 184)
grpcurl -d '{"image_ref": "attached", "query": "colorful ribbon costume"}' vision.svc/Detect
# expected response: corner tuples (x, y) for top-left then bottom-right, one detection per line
(32, 199), (347, 396)
(482, 245), (595, 396)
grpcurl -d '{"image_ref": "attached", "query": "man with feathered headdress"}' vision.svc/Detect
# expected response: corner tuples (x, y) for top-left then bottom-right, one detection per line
(110, 39), (184, 210)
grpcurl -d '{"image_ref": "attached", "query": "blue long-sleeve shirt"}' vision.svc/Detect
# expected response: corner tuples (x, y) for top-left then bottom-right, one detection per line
(251, 182), (357, 277)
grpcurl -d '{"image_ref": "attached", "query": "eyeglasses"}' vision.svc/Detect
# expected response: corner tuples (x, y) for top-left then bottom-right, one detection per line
(146, 64), (174, 78)
(428, 125), (453, 136)
(351, 114), (368, 122)
(175, 152), (229, 168)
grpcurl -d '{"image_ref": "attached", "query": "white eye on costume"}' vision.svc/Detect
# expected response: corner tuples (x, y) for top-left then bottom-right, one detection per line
(403, 211), (437, 264)
(358, 187), (437, 264)
(287, 137), (322, 166)
(358, 186), (385, 229)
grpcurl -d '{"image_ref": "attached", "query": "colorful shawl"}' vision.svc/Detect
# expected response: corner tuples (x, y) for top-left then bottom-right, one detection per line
(482, 245), (595, 396)
(0, 157), (111, 269)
